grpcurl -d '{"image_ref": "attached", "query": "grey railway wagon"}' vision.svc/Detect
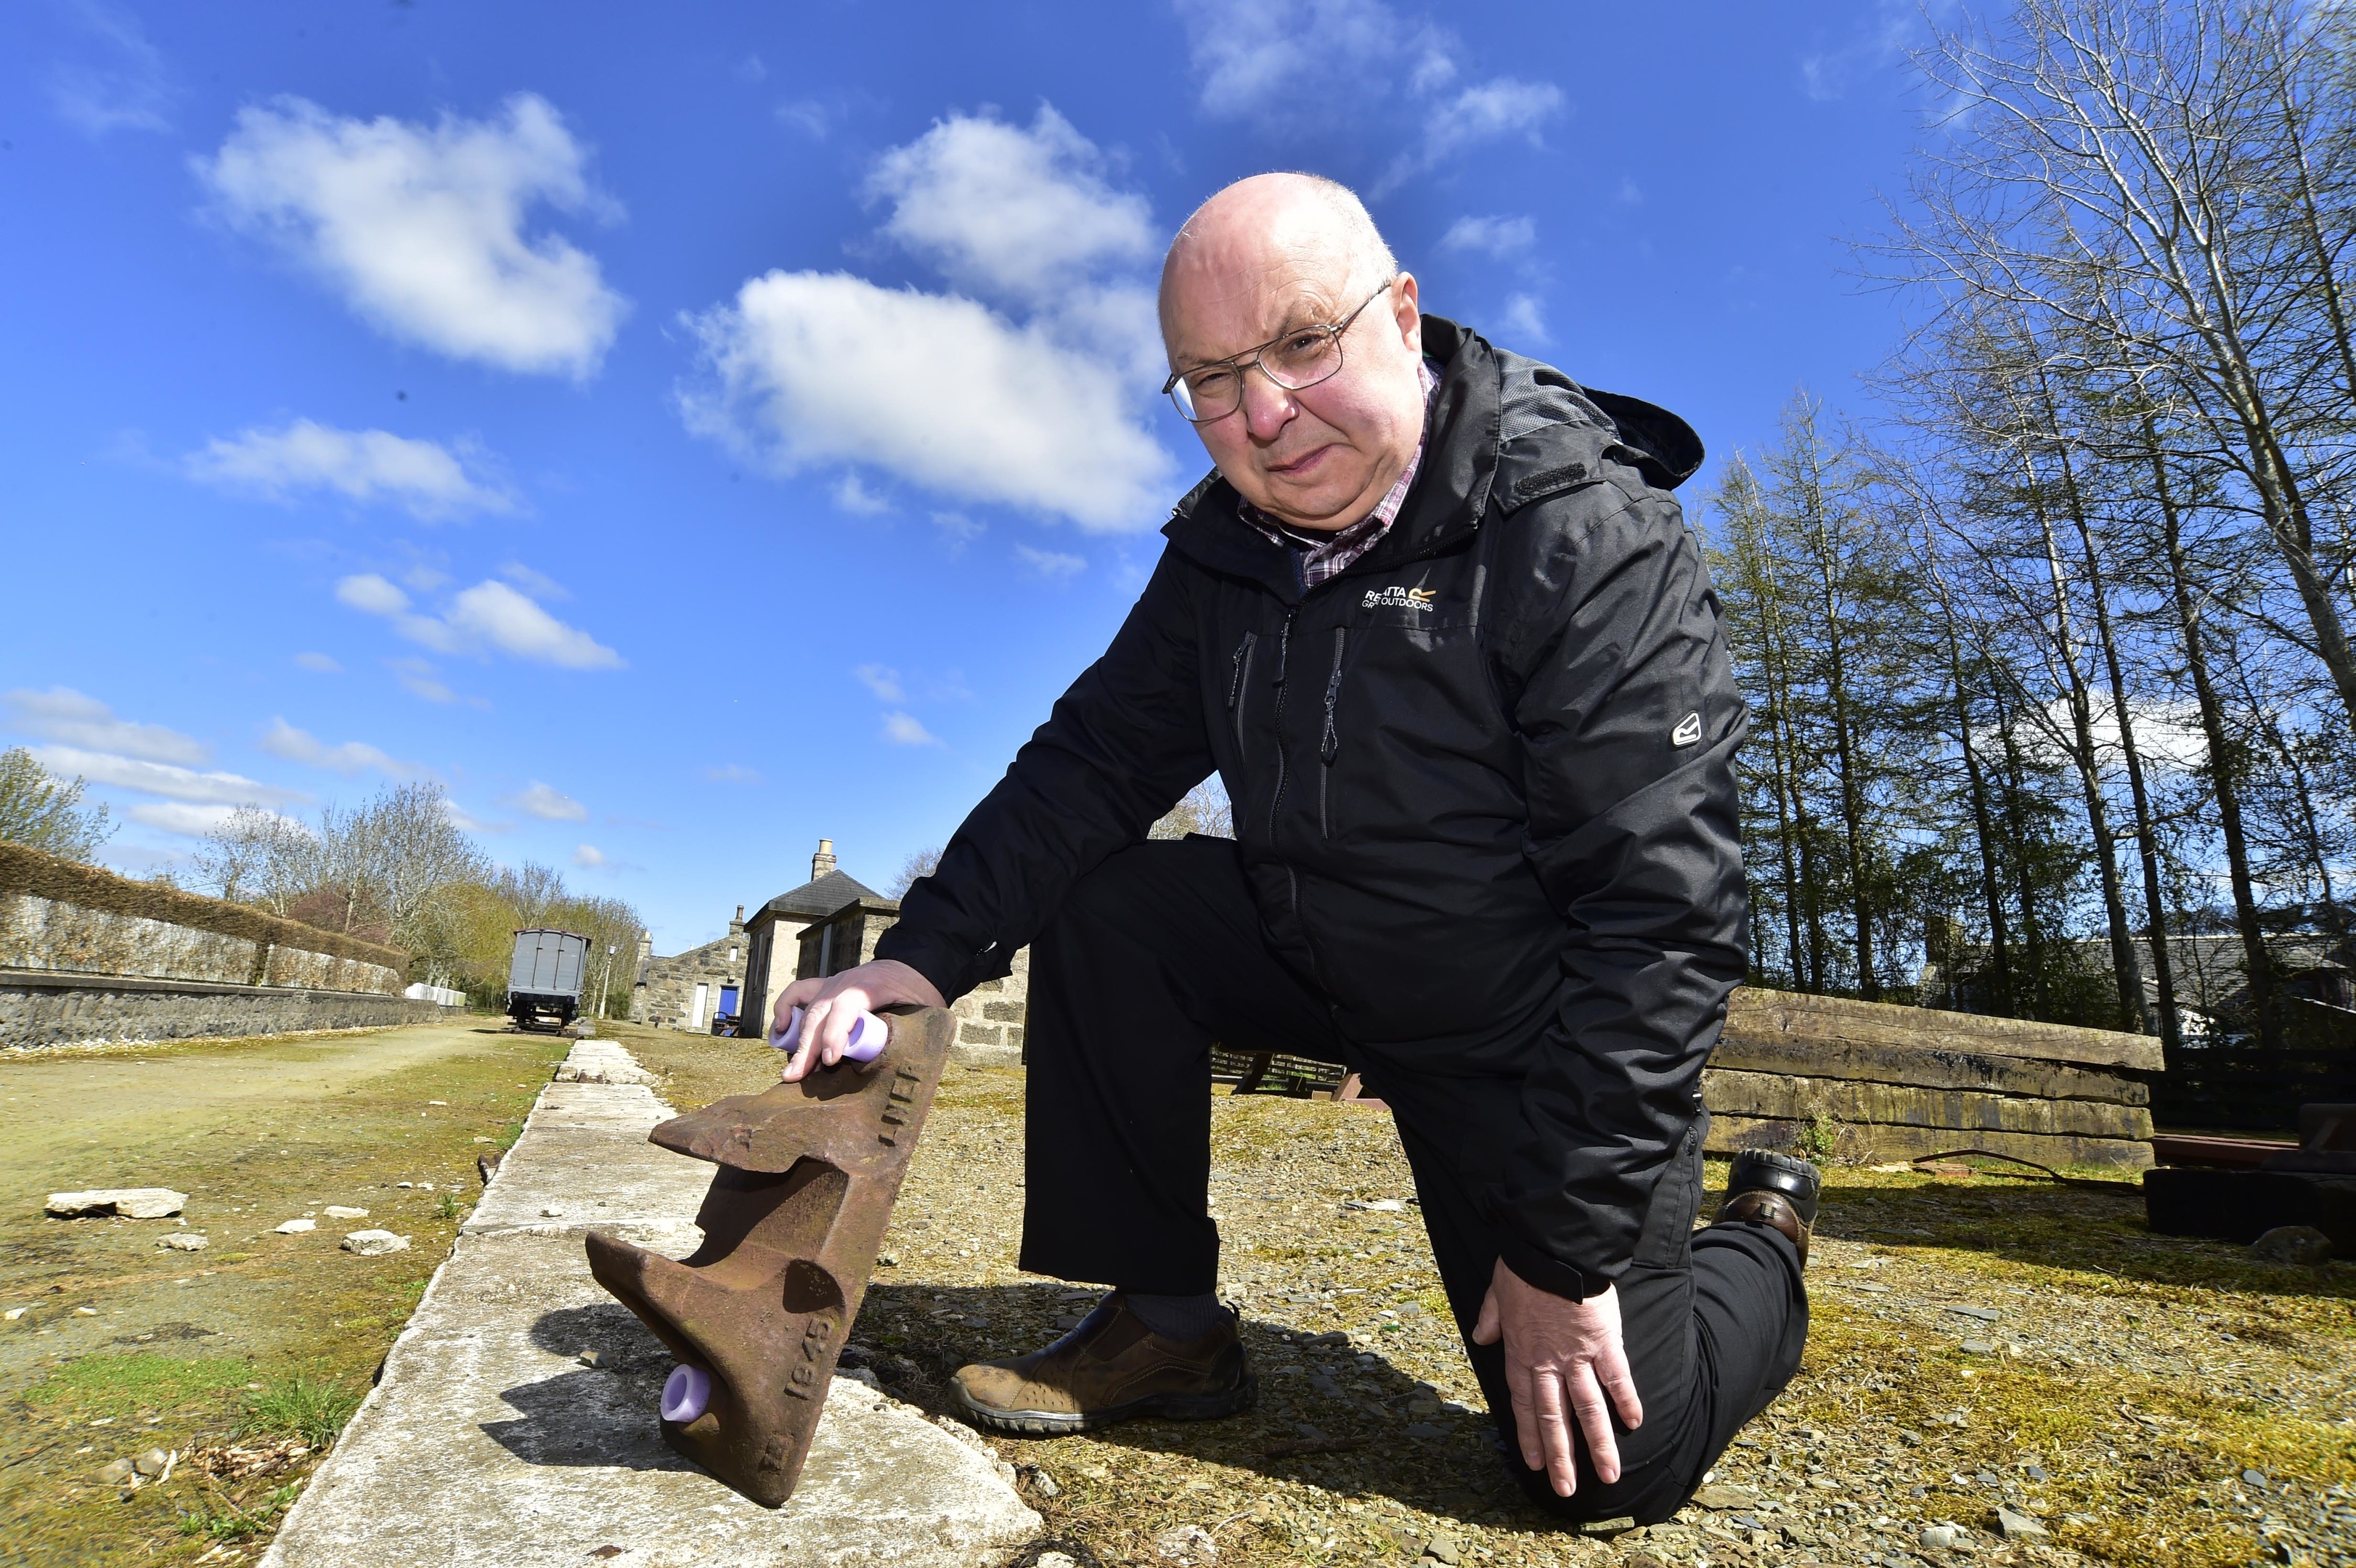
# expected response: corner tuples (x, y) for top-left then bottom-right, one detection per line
(508, 928), (589, 1032)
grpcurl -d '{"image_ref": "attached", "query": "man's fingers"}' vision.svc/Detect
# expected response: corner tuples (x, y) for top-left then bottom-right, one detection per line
(1596, 1343), (1644, 1431)
(1565, 1363), (1621, 1486)
(1470, 1287), (1501, 1347)
(781, 997), (834, 1082)
(1528, 1363), (1579, 1496)
(1500, 1340), (1544, 1474)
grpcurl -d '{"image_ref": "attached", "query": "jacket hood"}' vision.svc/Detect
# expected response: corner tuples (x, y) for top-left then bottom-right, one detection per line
(1162, 316), (1702, 595)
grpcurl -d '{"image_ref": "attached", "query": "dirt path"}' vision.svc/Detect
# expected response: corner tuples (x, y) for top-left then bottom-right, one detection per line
(0, 1024), (515, 1208)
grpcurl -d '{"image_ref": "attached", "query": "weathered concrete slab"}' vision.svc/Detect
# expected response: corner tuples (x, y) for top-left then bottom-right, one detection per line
(463, 1080), (710, 1233)
(264, 1040), (1040, 1567)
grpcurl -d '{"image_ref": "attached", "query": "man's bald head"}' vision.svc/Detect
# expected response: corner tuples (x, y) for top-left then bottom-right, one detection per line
(1154, 173), (1427, 534)
(1159, 173), (1397, 332)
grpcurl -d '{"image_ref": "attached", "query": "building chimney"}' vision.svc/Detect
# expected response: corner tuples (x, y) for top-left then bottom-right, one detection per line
(730, 903), (745, 935)
(812, 838), (837, 881)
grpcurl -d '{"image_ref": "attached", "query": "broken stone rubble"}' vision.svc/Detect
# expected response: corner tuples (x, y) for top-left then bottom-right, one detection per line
(46, 1188), (186, 1220)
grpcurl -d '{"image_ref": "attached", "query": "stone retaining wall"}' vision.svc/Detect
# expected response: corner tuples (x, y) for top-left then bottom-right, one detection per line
(0, 841), (408, 994)
(0, 971), (444, 1052)
(1704, 987), (2160, 1169)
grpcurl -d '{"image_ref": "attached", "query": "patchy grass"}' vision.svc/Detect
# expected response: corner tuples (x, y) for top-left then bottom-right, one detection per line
(0, 1016), (564, 1566)
(236, 1367), (362, 1450)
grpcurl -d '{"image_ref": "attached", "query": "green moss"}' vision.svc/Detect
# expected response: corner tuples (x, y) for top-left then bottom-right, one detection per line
(22, 1352), (249, 1418)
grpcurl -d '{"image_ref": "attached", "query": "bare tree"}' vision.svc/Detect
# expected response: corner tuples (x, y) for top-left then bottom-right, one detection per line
(1884, 0), (2356, 732)
(891, 846), (943, 897)
(1150, 779), (1235, 841)
(191, 804), (312, 909)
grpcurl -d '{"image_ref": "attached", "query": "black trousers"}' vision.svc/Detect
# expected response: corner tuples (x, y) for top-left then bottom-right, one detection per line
(1017, 837), (1808, 1523)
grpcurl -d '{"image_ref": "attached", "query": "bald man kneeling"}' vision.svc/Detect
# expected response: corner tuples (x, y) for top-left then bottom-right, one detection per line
(774, 173), (1815, 1524)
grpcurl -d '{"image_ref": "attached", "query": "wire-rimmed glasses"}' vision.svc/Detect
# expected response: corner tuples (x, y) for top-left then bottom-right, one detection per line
(1162, 279), (1398, 424)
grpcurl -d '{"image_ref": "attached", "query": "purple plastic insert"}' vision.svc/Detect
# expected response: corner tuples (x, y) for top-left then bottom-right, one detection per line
(661, 1363), (712, 1424)
(770, 1007), (888, 1063)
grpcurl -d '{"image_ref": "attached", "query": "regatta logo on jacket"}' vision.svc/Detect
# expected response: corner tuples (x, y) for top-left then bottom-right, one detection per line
(1362, 584), (1436, 612)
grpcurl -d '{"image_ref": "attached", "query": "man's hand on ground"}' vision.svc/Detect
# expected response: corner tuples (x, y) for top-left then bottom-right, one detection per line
(772, 960), (946, 1082)
(1470, 1261), (1642, 1496)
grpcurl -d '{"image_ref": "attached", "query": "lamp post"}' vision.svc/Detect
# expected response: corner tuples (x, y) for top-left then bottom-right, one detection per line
(597, 944), (615, 1018)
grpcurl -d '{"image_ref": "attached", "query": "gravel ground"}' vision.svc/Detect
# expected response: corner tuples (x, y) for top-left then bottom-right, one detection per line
(544, 1026), (2356, 1567)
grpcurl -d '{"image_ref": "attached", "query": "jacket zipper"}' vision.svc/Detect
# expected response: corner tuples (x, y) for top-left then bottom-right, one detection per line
(1226, 632), (1257, 761)
(1318, 626), (1346, 837)
(1266, 609), (1297, 839)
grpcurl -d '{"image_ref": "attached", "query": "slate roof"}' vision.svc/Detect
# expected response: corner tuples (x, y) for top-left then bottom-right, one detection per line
(751, 868), (888, 921)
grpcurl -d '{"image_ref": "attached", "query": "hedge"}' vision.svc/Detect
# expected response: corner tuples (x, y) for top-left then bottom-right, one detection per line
(0, 841), (410, 971)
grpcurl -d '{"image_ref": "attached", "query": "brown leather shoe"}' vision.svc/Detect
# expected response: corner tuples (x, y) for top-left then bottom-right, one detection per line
(1713, 1148), (1822, 1267)
(950, 1291), (1253, 1436)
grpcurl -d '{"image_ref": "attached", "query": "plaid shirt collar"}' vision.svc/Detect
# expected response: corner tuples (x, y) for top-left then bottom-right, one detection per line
(1239, 358), (1440, 589)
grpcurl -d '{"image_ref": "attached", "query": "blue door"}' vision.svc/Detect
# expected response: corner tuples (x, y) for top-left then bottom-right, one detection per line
(719, 986), (740, 1016)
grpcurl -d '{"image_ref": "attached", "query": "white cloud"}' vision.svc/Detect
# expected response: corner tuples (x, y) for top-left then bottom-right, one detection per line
(681, 270), (1173, 531)
(259, 717), (417, 777)
(186, 420), (512, 519)
(932, 512), (985, 550)
(2, 688), (209, 764)
(196, 94), (628, 377)
(337, 573), (412, 616)
(854, 664), (906, 703)
(497, 562), (568, 600)
(124, 801), (269, 838)
(700, 764), (761, 785)
(1798, 0), (1948, 102)
(444, 800), (512, 834)
(1015, 544), (1086, 581)
(1183, 0), (1409, 125)
(1441, 215), (1534, 258)
(388, 657), (457, 704)
(1181, 0), (1563, 189)
(534, 791), (592, 828)
(446, 581), (621, 669)
(1501, 293), (1549, 346)
(49, 1), (173, 136)
(294, 652), (341, 674)
(335, 574), (624, 670)
(880, 712), (942, 746)
(30, 745), (309, 807)
(1385, 78), (1563, 191)
(572, 843), (608, 867)
(1616, 176), (1644, 207)
(832, 473), (892, 515)
(867, 107), (1156, 306)
(507, 782), (590, 822)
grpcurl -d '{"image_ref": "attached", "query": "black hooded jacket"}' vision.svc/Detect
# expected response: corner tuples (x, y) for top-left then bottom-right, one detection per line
(877, 317), (1749, 1299)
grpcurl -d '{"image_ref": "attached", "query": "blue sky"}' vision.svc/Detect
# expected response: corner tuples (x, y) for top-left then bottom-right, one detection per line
(3, 0), (1941, 954)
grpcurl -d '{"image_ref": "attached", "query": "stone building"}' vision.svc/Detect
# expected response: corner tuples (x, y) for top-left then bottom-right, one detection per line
(739, 839), (886, 1040)
(740, 837), (1029, 1064)
(628, 907), (750, 1032)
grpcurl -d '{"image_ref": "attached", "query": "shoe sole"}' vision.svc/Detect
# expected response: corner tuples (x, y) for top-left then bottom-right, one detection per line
(953, 1368), (1257, 1437)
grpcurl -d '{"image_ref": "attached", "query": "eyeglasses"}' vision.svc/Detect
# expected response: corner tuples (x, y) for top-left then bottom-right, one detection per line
(1162, 279), (1398, 424)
